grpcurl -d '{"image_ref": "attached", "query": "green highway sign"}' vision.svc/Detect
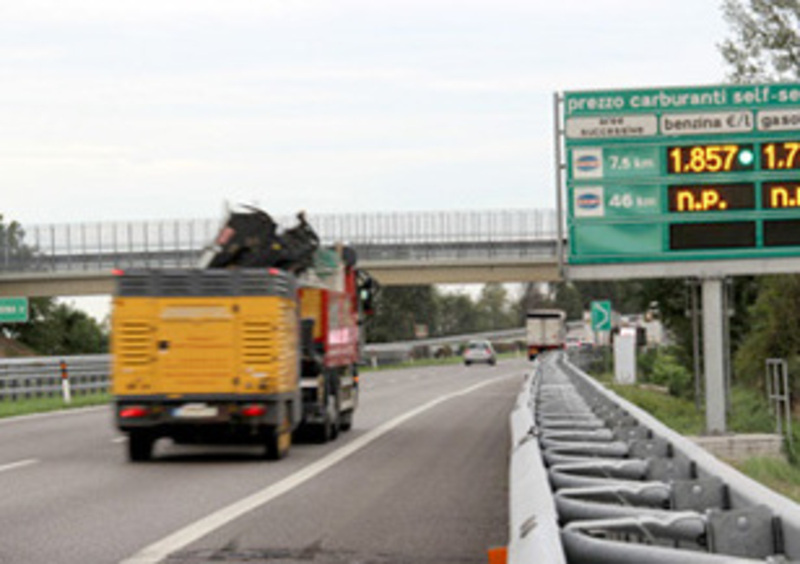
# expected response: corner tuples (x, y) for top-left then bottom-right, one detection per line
(590, 300), (612, 332)
(560, 82), (800, 266)
(0, 297), (28, 323)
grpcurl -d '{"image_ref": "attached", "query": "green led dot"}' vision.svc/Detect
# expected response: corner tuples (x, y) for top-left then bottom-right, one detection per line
(738, 149), (754, 166)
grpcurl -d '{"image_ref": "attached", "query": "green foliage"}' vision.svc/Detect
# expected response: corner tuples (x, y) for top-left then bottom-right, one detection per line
(733, 457), (800, 503)
(650, 350), (694, 399)
(729, 386), (775, 434)
(476, 283), (516, 330)
(636, 347), (659, 381)
(553, 283), (584, 321)
(367, 286), (439, 343)
(0, 393), (110, 419)
(573, 280), (648, 314)
(734, 276), (800, 404)
(8, 301), (108, 355)
(438, 293), (481, 336)
(366, 283), (520, 343)
(720, 0), (800, 83)
(0, 214), (36, 267)
(609, 383), (704, 435)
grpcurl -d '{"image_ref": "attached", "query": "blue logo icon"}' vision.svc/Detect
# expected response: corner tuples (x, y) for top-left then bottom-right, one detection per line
(576, 154), (601, 172)
(577, 193), (601, 209)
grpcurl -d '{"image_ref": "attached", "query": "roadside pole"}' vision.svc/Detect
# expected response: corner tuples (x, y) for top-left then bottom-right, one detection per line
(702, 278), (726, 433)
(60, 360), (72, 404)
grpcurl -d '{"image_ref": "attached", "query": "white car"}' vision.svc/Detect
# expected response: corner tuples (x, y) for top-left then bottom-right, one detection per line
(463, 340), (497, 366)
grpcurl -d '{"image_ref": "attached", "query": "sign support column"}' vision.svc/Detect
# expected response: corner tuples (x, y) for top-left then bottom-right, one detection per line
(702, 277), (727, 433)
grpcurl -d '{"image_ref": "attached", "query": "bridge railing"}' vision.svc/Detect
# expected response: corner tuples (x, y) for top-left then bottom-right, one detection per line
(0, 209), (558, 273)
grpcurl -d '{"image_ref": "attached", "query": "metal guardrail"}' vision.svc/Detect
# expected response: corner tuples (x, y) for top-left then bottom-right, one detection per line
(506, 352), (800, 563)
(0, 209), (559, 273)
(0, 328), (527, 399)
(0, 355), (109, 401)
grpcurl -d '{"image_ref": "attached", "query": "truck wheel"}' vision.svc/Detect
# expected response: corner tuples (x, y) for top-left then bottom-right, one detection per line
(339, 410), (353, 432)
(315, 395), (340, 443)
(128, 431), (154, 462)
(264, 426), (291, 461)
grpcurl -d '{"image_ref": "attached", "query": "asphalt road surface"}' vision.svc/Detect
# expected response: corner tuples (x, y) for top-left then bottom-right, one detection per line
(0, 358), (526, 564)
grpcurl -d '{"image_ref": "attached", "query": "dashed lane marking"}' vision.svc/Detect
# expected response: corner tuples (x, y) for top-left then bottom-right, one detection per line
(0, 459), (39, 474)
(120, 373), (517, 564)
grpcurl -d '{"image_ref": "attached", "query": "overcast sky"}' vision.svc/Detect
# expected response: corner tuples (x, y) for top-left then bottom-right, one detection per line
(1, 0), (731, 228)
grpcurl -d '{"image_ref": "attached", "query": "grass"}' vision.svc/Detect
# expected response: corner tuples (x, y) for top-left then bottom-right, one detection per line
(592, 371), (800, 503)
(597, 372), (778, 436)
(606, 382), (705, 435)
(732, 457), (800, 503)
(0, 393), (111, 419)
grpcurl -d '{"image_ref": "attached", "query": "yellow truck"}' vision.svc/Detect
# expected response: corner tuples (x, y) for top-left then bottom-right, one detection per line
(111, 209), (375, 462)
(112, 269), (301, 461)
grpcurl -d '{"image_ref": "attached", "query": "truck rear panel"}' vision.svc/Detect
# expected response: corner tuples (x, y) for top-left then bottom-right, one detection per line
(526, 309), (566, 360)
(111, 269), (300, 448)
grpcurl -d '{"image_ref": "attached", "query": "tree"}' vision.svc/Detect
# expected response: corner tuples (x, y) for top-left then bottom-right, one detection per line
(0, 214), (37, 271)
(735, 276), (800, 400)
(720, 0), (800, 83)
(719, 1), (800, 401)
(476, 283), (514, 331)
(553, 283), (584, 321)
(0, 214), (107, 355)
(366, 286), (440, 343)
(6, 300), (108, 355)
(438, 293), (481, 336)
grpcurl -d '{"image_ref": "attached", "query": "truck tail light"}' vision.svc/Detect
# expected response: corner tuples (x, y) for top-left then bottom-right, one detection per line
(119, 406), (149, 418)
(241, 404), (267, 417)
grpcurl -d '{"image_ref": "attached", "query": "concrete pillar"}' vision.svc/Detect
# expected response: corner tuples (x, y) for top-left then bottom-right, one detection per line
(702, 278), (726, 434)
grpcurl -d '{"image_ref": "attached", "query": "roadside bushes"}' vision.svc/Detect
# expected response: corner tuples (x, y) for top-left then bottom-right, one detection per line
(638, 347), (694, 399)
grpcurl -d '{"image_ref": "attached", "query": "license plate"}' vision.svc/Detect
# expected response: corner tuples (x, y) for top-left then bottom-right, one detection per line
(173, 403), (219, 419)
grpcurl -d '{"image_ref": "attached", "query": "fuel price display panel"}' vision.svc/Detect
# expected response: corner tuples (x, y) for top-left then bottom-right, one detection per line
(562, 82), (800, 267)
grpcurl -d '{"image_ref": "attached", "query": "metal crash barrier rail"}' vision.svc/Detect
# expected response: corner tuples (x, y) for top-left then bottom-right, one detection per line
(0, 355), (109, 401)
(506, 352), (800, 563)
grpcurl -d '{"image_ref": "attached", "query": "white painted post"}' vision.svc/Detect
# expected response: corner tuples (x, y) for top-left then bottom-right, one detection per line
(60, 360), (72, 404)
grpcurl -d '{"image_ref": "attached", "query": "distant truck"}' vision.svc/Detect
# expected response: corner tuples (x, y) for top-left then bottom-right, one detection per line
(111, 209), (377, 462)
(525, 309), (566, 360)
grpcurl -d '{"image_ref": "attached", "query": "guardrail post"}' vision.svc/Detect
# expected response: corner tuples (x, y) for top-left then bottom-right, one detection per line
(60, 360), (72, 404)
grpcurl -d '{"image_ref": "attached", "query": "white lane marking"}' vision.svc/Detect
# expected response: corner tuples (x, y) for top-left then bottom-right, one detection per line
(0, 405), (109, 426)
(120, 374), (515, 564)
(0, 459), (39, 474)
(112, 437), (128, 444)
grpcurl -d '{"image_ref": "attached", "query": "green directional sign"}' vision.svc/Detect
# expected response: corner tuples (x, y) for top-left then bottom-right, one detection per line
(561, 82), (800, 266)
(0, 298), (29, 323)
(590, 300), (612, 332)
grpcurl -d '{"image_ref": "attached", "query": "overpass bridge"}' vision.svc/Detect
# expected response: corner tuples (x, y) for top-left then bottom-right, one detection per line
(0, 209), (561, 296)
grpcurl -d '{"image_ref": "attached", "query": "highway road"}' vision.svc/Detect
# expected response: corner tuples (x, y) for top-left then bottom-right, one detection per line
(0, 359), (525, 563)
